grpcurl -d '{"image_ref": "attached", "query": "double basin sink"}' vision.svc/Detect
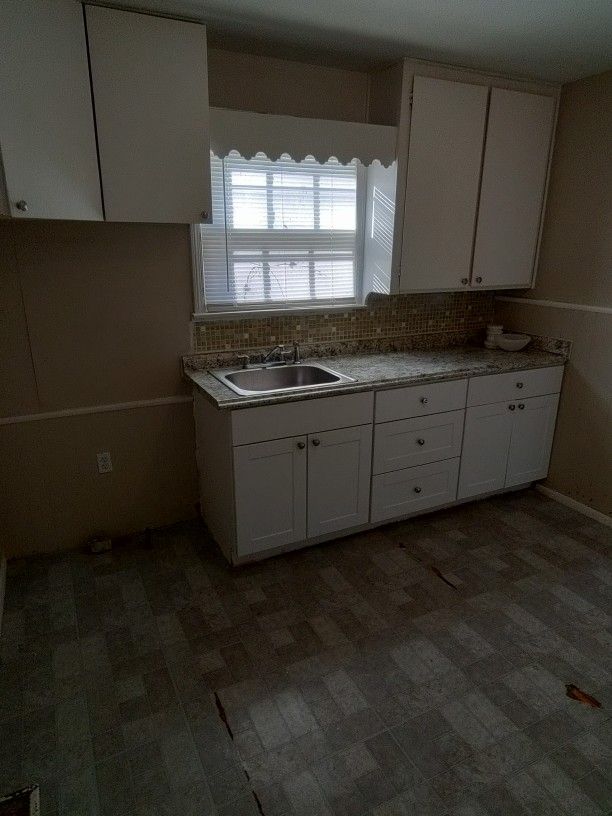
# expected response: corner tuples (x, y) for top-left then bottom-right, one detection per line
(210, 362), (355, 397)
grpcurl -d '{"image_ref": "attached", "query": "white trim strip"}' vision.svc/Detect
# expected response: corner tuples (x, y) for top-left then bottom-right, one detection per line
(496, 296), (612, 315)
(535, 484), (611, 527)
(0, 395), (193, 426)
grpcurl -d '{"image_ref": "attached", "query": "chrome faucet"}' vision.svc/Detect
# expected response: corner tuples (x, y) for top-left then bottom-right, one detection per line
(261, 344), (286, 365)
(262, 341), (300, 366)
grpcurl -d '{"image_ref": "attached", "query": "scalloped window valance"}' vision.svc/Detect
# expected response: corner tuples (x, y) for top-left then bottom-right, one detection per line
(209, 107), (397, 167)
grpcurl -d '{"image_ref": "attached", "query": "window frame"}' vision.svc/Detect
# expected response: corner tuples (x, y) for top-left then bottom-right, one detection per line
(192, 157), (367, 319)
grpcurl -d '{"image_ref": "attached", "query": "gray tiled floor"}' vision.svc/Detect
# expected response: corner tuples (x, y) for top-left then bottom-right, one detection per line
(1, 488), (611, 816)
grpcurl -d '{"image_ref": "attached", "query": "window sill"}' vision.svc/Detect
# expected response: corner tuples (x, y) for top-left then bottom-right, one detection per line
(192, 303), (368, 322)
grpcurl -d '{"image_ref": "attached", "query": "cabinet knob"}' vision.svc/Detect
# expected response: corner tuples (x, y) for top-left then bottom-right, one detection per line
(516, 382), (524, 389)
(297, 441), (305, 449)
(420, 397), (428, 404)
(15, 200), (28, 212)
(475, 276), (483, 283)
(414, 486), (422, 494)
(201, 211), (209, 220)
(461, 278), (468, 285)
(312, 438), (321, 446)
(518, 404), (525, 410)
(417, 438), (425, 446)
(509, 404), (516, 410)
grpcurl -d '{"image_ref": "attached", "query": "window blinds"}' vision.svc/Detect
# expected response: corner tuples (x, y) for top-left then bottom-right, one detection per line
(200, 153), (361, 311)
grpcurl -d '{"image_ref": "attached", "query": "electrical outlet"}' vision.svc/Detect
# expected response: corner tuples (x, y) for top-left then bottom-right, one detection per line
(96, 451), (113, 474)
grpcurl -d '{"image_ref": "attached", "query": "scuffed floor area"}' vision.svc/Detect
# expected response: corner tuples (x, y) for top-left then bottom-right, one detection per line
(1, 489), (611, 815)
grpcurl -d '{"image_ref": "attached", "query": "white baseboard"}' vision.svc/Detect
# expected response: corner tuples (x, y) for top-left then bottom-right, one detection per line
(535, 484), (612, 527)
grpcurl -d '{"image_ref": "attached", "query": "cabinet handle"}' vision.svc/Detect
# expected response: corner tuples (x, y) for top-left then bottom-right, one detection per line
(417, 438), (425, 446)
(516, 382), (524, 389)
(475, 276), (483, 283)
(461, 278), (468, 285)
(15, 200), (28, 212)
(420, 397), (428, 404)
(414, 486), (422, 494)
(518, 404), (525, 410)
(509, 404), (516, 410)
(312, 439), (321, 446)
(201, 211), (209, 220)
(297, 441), (305, 449)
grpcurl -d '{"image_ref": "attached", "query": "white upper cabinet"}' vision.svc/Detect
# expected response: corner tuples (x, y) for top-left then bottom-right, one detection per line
(85, 6), (212, 224)
(472, 89), (556, 288)
(399, 77), (488, 292)
(0, 0), (103, 220)
(399, 74), (556, 293)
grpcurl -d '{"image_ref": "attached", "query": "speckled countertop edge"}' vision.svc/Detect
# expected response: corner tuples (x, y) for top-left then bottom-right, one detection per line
(185, 346), (568, 410)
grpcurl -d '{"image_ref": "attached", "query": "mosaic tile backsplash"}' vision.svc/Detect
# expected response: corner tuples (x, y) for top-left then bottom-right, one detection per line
(192, 292), (495, 354)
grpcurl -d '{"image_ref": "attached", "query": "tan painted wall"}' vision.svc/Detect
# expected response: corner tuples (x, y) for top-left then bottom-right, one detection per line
(208, 48), (370, 122)
(496, 70), (612, 517)
(0, 221), (199, 557)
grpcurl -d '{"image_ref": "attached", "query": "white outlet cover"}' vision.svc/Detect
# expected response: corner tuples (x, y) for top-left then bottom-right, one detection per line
(96, 451), (113, 474)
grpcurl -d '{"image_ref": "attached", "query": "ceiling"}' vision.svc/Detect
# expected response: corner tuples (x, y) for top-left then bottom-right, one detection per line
(108, 0), (612, 83)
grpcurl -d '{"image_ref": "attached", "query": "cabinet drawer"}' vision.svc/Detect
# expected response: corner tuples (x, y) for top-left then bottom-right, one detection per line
(467, 365), (563, 406)
(375, 379), (467, 422)
(373, 410), (464, 474)
(231, 392), (373, 446)
(371, 458), (460, 523)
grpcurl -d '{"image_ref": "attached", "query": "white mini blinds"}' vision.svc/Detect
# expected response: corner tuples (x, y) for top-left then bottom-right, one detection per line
(198, 153), (364, 312)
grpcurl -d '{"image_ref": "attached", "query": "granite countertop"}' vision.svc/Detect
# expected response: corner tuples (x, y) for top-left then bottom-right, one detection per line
(185, 346), (567, 410)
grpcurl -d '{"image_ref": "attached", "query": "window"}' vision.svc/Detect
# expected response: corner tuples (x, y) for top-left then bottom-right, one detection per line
(194, 153), (365, 313)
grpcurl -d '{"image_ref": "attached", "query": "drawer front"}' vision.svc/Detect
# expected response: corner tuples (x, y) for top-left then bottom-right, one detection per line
(375, 379), (467, 422)
(373, 410), (464, 474)
(467, 365), (563, 407)
(371, 458), (460, 523)
(232, 391), (373, 446)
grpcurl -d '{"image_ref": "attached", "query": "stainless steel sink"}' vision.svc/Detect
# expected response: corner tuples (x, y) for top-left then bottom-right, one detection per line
(210, 362), (355, 396)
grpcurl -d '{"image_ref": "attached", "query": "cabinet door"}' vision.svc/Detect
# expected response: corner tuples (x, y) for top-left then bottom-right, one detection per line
(458, 402), (514, 499)
(506, 394), (559, 487)
(307, 425), (372, 538)
(472, 89), (555, 288)
(86, 6), (211, 223)
(233, 437), (307, 556)
(0, 0), (103, 220)
(399, 76), (488, 292)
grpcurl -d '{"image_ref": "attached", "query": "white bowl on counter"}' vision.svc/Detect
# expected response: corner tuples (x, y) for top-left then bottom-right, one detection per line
(496, 333), (531, 351)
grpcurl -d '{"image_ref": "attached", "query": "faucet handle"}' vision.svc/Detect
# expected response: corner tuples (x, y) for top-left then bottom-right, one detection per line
(237, 354), (249, 369)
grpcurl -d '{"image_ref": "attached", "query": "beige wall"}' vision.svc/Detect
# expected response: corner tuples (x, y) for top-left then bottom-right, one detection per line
(0, 221), (199, 557)
(496, 70), (612, 517)
(208, 48), (370, 122)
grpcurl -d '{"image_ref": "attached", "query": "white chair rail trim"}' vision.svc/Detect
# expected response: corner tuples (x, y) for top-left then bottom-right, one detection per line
(0, 395), (193, 426)
(496, 296), (612, 315)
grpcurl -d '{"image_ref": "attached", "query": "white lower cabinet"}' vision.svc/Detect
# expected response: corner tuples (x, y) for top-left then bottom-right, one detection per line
(458, 393), (560, 499)
(505, 394), (560, 487)
(234, 436), (307, 556)
(371, 458), (460, 523)
(458, 402), (514, 499)
(308, 425), (372, 538)
(233, 425), (372, 557)
(195, 365), (563, 562)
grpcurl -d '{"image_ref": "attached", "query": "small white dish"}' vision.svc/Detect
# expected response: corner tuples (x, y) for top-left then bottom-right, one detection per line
(496, 333), (531, 351)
